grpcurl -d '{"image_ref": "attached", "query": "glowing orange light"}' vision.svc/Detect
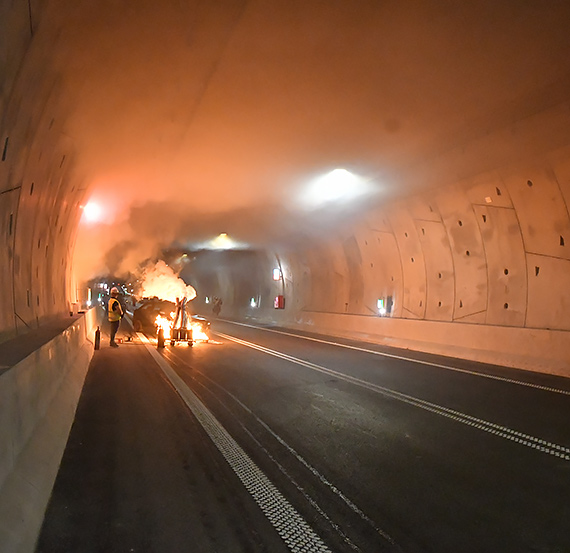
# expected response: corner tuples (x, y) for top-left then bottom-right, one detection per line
(155, 314), (174, 339)
(154, 314), (209, 342)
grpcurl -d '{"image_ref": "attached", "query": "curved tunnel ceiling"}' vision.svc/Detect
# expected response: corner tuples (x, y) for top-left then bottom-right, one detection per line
(16, 0), (570, 279)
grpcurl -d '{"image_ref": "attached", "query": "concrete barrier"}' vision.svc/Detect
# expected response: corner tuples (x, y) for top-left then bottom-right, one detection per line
(0, 309), (98, 553)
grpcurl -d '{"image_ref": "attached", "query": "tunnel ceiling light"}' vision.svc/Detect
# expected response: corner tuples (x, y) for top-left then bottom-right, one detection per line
(196, 232), (247, 250)
(301, 168), (371, 208)
(81, 201), (103, 224)
(210, 233), (234, 249)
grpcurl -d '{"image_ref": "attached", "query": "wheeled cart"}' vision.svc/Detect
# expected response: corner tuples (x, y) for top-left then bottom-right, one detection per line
(169, 327), (193, 346)
(156, 297), (195, 349)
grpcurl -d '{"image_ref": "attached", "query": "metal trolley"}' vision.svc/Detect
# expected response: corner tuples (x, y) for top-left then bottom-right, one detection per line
(157, 297), (194, 348)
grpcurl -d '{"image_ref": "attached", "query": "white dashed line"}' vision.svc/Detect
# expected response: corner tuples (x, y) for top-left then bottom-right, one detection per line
(217, 332), (570, 462)
(139, 334), (332, 553)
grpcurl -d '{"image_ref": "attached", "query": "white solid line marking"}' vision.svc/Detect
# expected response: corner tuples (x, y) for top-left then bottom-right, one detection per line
(138, 334), (333, 553)
(217, 332), (570, 462)
(223, 321), (570, 396)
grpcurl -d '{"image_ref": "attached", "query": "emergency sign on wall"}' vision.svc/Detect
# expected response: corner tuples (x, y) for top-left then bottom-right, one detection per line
(274, 295), (285, 309)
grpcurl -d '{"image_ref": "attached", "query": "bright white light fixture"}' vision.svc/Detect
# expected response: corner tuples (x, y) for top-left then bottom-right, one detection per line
(302, 168), (369, 208)
(81, 201), (103, 223)
(211, 233), (233, 249)
(250, 297), (257, 308)
(272, 268), (281, 281)
(197, 232), (246, 250)
(317, 169), (359, 201)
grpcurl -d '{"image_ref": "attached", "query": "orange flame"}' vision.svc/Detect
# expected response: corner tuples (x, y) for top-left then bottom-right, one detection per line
(190, 321), (209, 342)
(154, 314), (209, 342)
(155, 314), (173, 339)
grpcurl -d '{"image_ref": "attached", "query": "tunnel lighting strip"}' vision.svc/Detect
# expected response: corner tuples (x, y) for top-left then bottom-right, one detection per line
(217, 333), (570, 463)
(224, 322), (570, 396)
(138, 334), (332, 553)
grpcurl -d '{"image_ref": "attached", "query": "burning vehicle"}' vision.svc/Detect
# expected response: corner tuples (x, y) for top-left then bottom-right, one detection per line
(132, 297), (210, 344)
(132, 298), (174, 333)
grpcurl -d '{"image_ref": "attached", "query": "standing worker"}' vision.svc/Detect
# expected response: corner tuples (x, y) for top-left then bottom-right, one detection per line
(108, 287), (124, 348)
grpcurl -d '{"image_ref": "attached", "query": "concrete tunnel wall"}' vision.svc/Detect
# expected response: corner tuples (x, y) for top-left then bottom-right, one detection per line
(1, 5), (96, 551)
(188, 152), (570, 376)
(1, 0), (85, 344)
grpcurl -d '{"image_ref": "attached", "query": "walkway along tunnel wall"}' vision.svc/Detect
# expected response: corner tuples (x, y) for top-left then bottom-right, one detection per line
(0, 309), (98, 553)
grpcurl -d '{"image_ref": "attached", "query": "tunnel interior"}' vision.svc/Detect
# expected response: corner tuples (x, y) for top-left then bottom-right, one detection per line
(3, 3), (570, 551)
(2, 1), (570, 373)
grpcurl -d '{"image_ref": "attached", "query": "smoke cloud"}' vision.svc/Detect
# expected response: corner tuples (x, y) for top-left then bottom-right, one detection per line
(56, 0), (570, 282)
(138, 261), (196, 302)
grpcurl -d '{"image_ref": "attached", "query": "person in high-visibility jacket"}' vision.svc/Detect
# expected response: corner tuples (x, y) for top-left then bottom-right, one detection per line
(108, 287), (124, 348)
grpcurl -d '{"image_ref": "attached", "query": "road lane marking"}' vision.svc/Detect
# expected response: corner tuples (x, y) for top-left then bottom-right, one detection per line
(181, 364), (397, 549)
(216, 332), (570, 462)
(138, 334), (333, 553)
(179, 371), (363, 553)
(223, 321), (570, 396)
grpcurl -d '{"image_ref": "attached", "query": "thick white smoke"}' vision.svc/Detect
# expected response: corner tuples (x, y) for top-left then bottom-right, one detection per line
(138, 261), (196, 302)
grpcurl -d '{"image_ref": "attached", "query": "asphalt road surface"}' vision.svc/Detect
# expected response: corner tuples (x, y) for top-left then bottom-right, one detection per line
(36, 319), (570, 553)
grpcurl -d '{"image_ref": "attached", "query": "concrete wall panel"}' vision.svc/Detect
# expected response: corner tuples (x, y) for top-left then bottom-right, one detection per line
(436, 186), (487, 321)
(353, 227), (401, 316)
(0, 189), (18, 339)
(305, 243), (349, 313)
(465, 170), (514, 209)
(551, 149), (570, 219)
(329, 242), (350, 314)
(304, 245), (334, 312)
(360, 209), (404, 317)
(415, 219), (454, 321)
(526, 254), (570, 331)
(342, 235), (364, 314)
(387, 206), (426, 319)
(406, 195), (443, 222)
(503, 167), (570, 259)
(286, 254), (309, 312)
(474, 204), (527, 326)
